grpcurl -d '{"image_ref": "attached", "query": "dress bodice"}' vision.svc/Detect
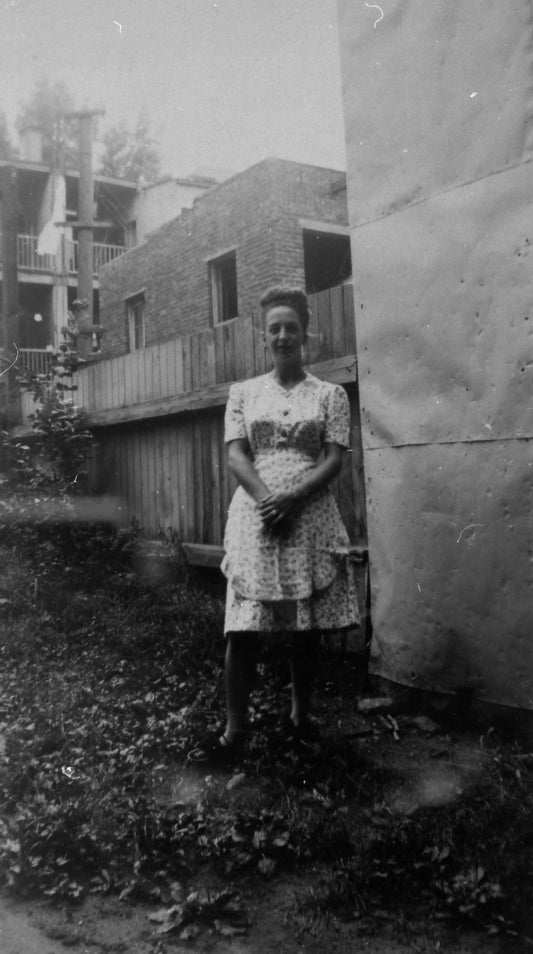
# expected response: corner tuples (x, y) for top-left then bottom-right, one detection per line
(225, 373), (350, 462)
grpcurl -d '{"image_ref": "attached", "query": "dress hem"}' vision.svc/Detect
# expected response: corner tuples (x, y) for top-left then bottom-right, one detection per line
(224, 621), (361, 638)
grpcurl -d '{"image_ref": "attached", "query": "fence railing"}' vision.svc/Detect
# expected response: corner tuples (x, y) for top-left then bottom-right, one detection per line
(0, 234), (126, 276)
(66, 240), (126, 275)
(18, 348), (51, 375)
(74, 284), (358, 419)
(15, 234), (55, 272)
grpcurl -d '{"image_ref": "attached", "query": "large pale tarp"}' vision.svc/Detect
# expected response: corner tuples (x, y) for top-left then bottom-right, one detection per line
(338, 0), (533, 707)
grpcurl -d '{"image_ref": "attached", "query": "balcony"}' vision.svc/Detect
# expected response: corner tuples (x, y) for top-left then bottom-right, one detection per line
(18, 348), (51, 375)
(66, 240), (127, 275)
(0, 234), (126, 276)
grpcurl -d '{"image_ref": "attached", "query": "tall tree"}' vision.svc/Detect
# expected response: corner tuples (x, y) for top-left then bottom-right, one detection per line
(98, 113), (162, 182)
(16, 79), (78, 168)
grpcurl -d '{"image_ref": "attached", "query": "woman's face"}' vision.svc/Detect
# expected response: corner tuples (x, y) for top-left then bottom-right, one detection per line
(264, 305), (306, 366)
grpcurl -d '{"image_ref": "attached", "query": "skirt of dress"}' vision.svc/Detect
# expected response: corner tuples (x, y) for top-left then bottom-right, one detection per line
(222, 450), (360, 636)
(224, 556), (360, 635)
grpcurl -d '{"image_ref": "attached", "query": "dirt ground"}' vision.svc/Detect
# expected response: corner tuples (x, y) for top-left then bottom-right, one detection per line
(0, 883), (522, 954)
(1, 707), (529, 954)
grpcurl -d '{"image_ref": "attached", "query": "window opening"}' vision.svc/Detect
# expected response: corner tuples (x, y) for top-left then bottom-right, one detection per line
(210, 250), (238, 323)
(302, 230), (352, 294)
(126, 294), (145, 351)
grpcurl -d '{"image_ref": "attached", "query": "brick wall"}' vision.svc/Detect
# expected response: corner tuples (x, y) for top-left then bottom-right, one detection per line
(100, 158), (348, 357)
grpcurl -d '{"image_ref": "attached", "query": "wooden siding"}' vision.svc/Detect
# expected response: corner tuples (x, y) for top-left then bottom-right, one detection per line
(79, 285), (367, 545)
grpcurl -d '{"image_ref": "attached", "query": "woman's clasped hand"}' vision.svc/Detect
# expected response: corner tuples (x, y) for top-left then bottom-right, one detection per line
(258, 489), (300, 529)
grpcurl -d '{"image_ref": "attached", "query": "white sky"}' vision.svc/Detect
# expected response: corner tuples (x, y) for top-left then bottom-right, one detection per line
(1, 0), (346, 178)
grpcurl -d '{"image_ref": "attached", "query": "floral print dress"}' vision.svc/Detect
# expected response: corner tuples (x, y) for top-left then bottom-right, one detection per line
(221, 372), (360, 636)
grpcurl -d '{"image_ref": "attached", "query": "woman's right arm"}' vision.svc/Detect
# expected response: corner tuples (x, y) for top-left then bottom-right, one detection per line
(227, 439), (271, 503)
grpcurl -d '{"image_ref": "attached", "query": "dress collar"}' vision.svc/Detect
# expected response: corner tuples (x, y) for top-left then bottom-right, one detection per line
(267, 371), (308, 394)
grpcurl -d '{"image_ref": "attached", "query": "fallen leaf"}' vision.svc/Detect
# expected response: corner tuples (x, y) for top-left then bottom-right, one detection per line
(226, 772), (246, 790)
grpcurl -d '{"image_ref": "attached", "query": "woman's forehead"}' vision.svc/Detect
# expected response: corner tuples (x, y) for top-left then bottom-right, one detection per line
(265, 305), (301, 324)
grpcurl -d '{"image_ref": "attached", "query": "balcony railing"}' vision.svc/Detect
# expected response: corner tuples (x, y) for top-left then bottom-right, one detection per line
(18, 348), (51, 375)
(66, 240), (126, 275)
(16, 235), (55, 272)
(0, 234), (126, 276)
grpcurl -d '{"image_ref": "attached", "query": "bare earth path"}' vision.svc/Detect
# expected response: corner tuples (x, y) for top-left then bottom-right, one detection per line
(0, 713), (527, 954)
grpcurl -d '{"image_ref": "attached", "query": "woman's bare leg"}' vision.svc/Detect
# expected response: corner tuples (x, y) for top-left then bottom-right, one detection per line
(224, 633), (257, 742)
(290, 632), (321, 725)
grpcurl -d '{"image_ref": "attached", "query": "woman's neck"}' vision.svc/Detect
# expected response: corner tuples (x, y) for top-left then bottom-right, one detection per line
(271, 360), (306, 387)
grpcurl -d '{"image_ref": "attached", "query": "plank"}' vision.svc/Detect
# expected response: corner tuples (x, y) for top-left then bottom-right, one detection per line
(167, 419), (180, 535)
(164, 339), (176, 396)
(131, 430), (143, 527)
(214, 323), (226, 384)
(305, 300), (321, 366)
(160, 421), (172, 531)
(146, 345), (156, 402)
(118, 431), (128, 527)
(219, 410), (230, 544)
(343, 282), (357, 355)
(222, 319), (235, 381)
(197, 329), (212, 389)
(192, 416), (205, 542)
(74, 369), (86, 408)
(143, 425), (156, 535)
(124, 352), (135, 406)
(251, 314), (267, 376)
(182, 416), (195, 541)
(154, 423), (166, 534)
(233, 317), (247, 380)
(190, 330), (201, 391)
(174, 418), (188, 539)
(157, 343), (168, 399)
(316, 288), (334, 362)
(209, 413), (222, 543)
(99, 360), (110, 411)
(182, 334), (193, 391)
(88, 362), (97, 411)
(173, 337), (184, 393)
(205, 328), (216, 387)
(330, 284), (346, 358)
(110, 355), (119, 408)
(242, 317), (255, 380)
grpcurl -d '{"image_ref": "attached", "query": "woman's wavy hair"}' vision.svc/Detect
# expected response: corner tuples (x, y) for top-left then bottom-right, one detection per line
(259, 286), (311, 335)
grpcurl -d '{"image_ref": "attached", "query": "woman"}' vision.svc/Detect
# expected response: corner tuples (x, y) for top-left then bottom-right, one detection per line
(199, 285), (359, 761)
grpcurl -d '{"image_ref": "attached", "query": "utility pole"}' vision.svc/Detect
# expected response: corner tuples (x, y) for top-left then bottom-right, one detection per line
(64, 109), (105, 359)
(0, 164), (20, 424)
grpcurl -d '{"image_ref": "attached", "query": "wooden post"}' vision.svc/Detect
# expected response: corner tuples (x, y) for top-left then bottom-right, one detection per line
(0, 165), (20, 422)
(77, 111), (95, 313)
(66, 109), (105, 359)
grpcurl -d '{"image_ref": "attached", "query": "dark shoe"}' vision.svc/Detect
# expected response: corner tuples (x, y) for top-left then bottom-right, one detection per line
(188, 729), (245, 766)
(282, 714), (321, 749)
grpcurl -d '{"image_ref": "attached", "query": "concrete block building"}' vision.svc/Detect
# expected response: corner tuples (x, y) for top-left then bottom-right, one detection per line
(99, 158), (351, 357)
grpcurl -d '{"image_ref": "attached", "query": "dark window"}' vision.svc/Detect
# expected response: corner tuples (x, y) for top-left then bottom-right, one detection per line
(126, 294), (145, 351)
(303, 230), (352, 294)
(210, 250), (238, 323)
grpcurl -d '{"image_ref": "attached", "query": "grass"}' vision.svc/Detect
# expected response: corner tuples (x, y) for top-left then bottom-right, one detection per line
(0, 523), (532, 944)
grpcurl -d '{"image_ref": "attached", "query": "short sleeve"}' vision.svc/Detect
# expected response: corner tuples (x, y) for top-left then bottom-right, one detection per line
(224, 383), (248, 443)
(324, 384), (350, 447)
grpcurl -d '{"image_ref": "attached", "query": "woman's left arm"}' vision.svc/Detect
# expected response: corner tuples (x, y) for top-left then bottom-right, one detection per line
(258, 443), (344, 526)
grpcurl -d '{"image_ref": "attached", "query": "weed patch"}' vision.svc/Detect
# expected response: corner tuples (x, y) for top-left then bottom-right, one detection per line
(0, 530), (532, 946)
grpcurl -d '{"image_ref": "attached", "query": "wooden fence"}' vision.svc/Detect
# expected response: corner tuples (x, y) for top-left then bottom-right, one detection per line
(74, 285), (366, 558)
